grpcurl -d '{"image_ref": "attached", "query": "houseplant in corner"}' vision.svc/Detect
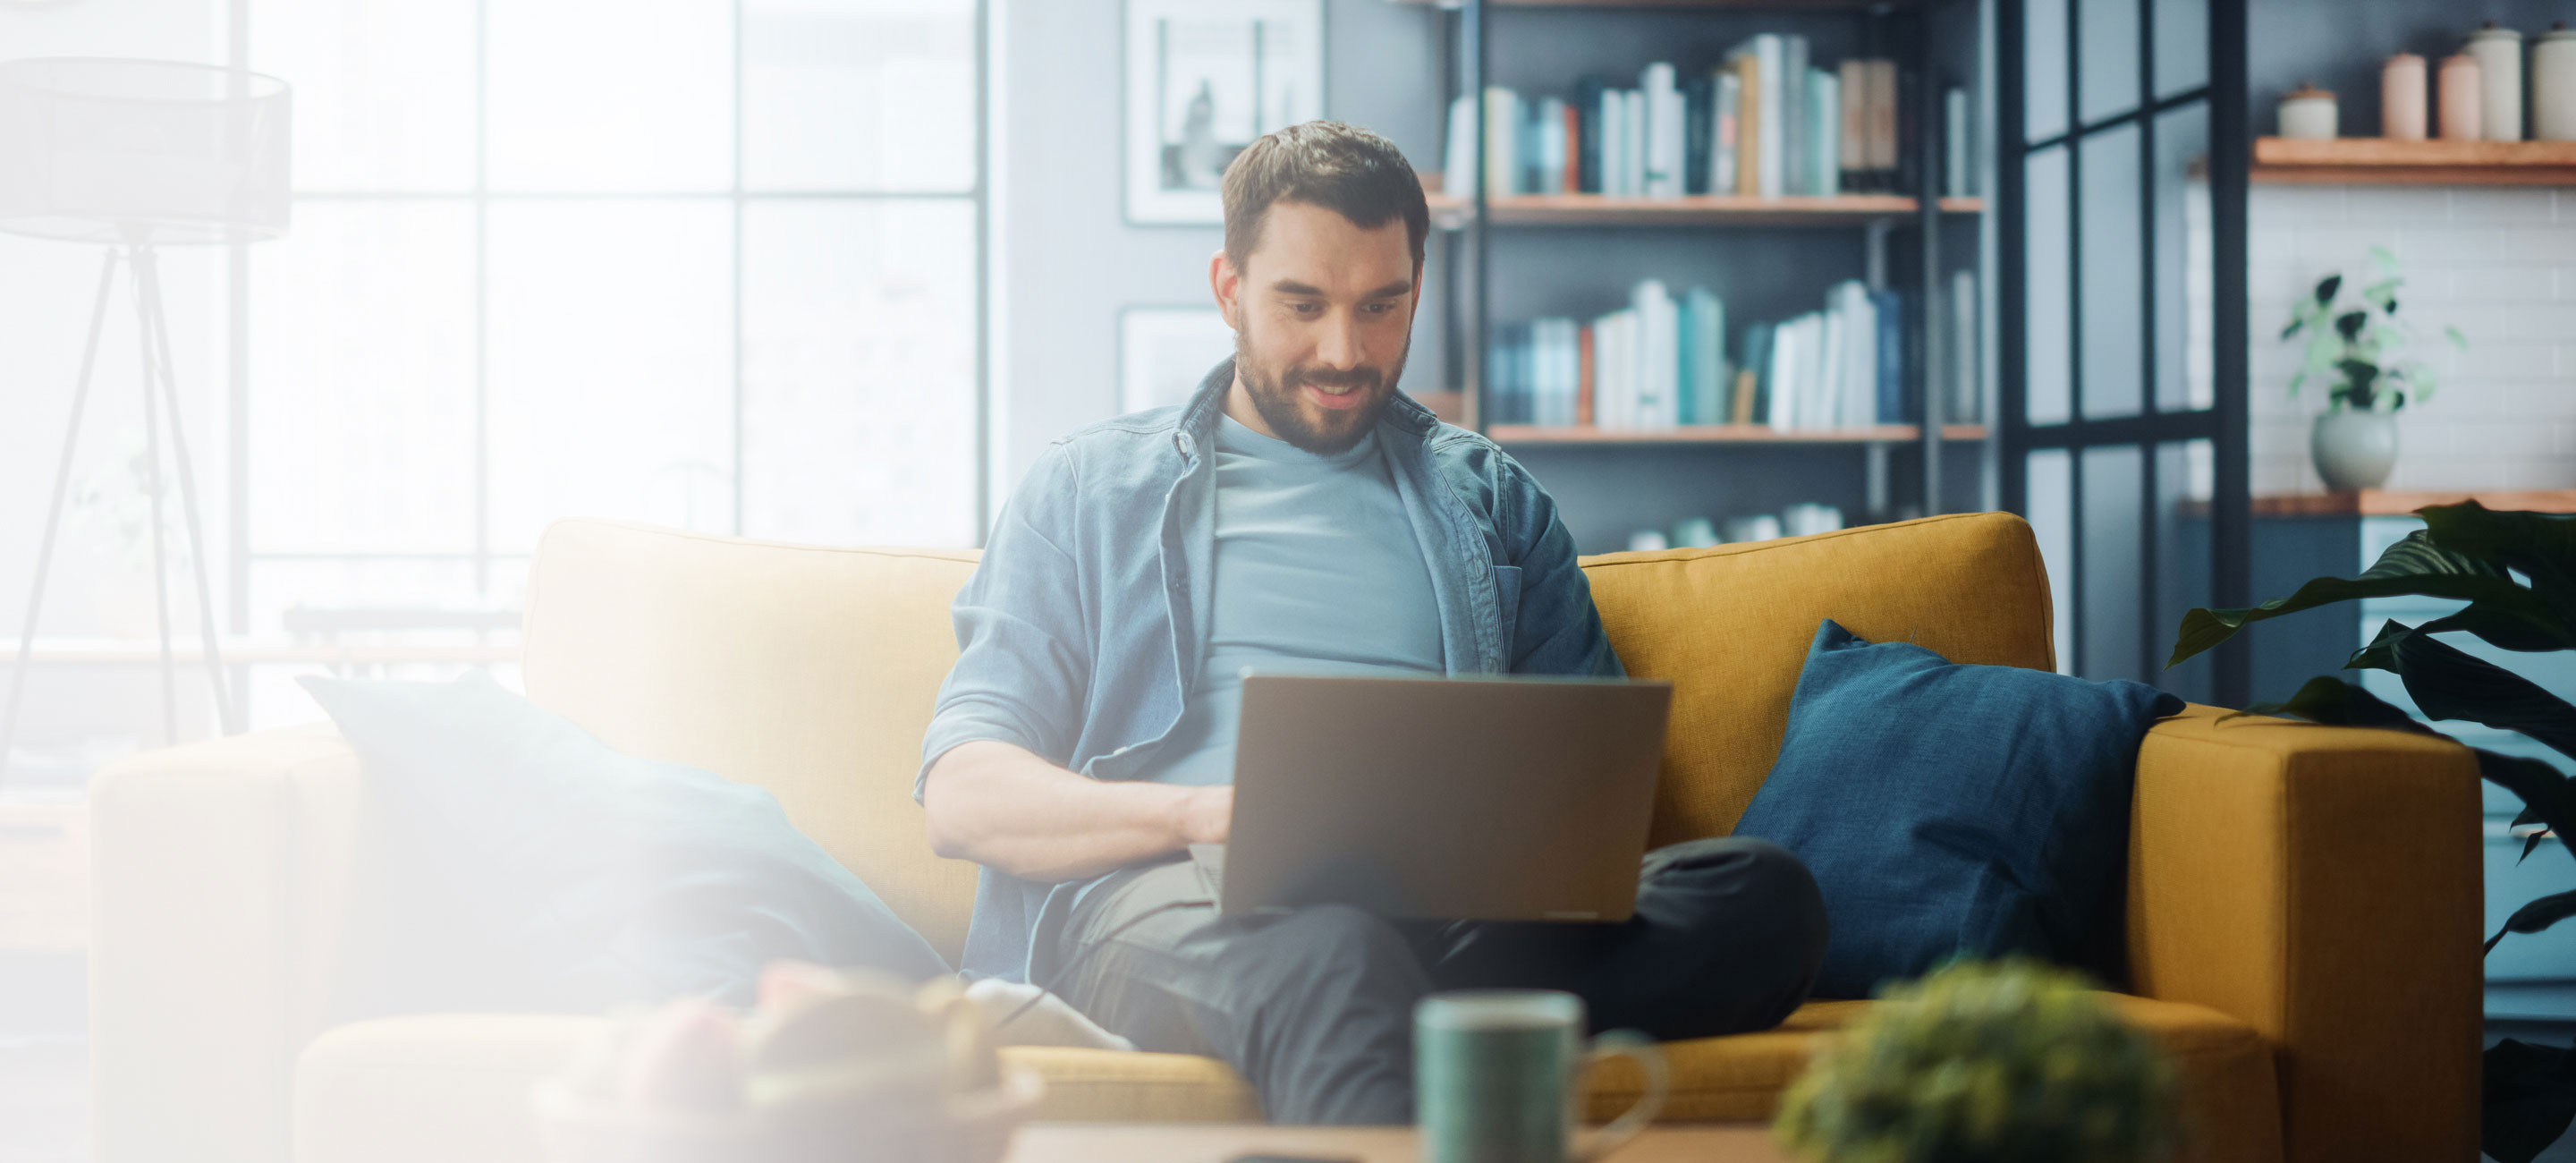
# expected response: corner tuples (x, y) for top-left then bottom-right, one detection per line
(2281, 247), (2465, 491)
(2165, 500), (2576, 1163)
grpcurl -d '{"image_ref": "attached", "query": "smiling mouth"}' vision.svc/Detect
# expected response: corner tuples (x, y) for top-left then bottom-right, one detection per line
(1301, 380), (1370, 410)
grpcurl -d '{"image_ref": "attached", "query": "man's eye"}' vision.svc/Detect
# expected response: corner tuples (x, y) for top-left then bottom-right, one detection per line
(1287, 301), (1323, 316)
(1364, 301), (1397, 315)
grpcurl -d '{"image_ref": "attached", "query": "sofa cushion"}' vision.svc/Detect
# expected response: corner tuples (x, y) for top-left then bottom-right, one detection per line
(292, 995), (2277, 1163)
(519, 520), (987, 963)
(1733, 621), (2182, 997)
(303, 670), (949, 1019)
(1578, 513), (2056, 848)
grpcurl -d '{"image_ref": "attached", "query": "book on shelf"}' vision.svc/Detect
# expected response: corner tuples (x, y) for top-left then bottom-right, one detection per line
(1779, 35), (1808, 200)
(1807, 67), (1841, 197)
(1643, 63), (1683, 199)
(1943, 85), (1973, 199)
(1942, 267), (1980, 424)
(1711, 71), (1741, 195)
(1440, 44), (1908, 201)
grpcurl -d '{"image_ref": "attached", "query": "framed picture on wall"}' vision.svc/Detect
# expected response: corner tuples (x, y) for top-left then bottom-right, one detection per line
(1119, 307), (1238, 413)
(1123, 0), (1325, 225)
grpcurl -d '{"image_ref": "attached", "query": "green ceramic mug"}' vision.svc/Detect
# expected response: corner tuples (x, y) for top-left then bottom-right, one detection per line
(1415, 990), (1668, 1163)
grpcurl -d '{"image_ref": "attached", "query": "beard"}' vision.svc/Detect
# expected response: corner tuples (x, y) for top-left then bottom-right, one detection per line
(1233, 318), (1411, 455)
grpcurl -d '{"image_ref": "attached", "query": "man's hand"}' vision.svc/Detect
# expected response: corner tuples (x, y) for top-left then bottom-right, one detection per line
(1176, 784), (1233, 846)
(923, 741), (1233, 882)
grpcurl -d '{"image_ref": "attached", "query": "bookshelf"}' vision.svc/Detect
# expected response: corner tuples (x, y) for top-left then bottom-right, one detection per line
(1425, 0), (1993, 549)
(2249, 137), (2576, 185)
(1395, 0), (1913, 10)
(1423, 183), (1984, 226)
(1489, 423), (1988, 445)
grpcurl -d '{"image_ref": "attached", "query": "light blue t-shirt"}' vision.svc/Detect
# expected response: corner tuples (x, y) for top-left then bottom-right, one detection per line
(1140, 414), (1448, 787)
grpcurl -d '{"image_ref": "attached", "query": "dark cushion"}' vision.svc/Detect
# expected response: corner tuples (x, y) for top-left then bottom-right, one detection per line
(303, 669), (948, 1021)
(1733, 620), (2182, 998)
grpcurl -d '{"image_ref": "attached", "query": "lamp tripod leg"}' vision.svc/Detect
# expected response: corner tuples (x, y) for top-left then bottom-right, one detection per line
(0, 250), (122, 786)
(131, 247), (237, 736)
(132, 249), (179, 746)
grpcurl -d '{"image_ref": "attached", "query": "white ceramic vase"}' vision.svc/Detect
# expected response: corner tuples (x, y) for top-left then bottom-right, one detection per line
(2310, 408), (2399, 491)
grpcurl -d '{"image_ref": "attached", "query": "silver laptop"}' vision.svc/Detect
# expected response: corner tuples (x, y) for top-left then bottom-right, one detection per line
(1216, 672), (1673, 922)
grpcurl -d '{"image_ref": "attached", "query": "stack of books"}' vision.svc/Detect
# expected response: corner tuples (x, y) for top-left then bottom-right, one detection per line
(1737, 280), (1905, 431)
(1443, 38), (1907, 199)
(1487, 272), (1994, 433)
(1485, 281), (1727, 429)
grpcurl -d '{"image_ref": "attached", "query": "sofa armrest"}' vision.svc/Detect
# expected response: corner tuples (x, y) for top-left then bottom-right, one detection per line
(89, 723), (364, 1163)
(2126, 703), (2482, 1163)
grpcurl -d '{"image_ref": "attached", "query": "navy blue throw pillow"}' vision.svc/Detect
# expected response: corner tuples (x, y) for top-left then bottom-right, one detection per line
(302, 670), (948, 1021)
(1732, 621), (2182, 998)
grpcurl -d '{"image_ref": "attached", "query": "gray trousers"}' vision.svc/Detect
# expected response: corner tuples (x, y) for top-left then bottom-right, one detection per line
(1045, 837), (1829, 1125)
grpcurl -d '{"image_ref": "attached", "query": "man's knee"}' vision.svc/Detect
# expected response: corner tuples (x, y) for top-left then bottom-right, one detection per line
(1246, 904), (1419, 976)
(1644, 836), (1829, 1017)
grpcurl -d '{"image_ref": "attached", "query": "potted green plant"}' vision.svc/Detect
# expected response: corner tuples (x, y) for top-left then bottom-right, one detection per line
(2282, 247), (2465, 491)
(2165, 501), (2576, 1163)
(1773, 959), (2181, 1163)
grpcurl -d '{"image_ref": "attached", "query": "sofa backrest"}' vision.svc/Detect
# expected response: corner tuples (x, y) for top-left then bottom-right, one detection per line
(1579, 512), (2055, 846)
(518, 510), (2055, 966)
(520, 519), (985, 962)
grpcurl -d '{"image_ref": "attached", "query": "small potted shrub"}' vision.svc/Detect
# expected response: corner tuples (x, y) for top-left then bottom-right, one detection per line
(1774, 959), (2181, 1163)
(2282, 247), (2466, 492)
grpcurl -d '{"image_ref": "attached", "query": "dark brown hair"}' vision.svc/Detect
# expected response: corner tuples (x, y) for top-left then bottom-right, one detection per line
(1221, 120), (1429, 275)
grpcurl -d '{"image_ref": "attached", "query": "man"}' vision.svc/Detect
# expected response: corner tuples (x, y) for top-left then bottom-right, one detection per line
(917, 121), (1826, 1124)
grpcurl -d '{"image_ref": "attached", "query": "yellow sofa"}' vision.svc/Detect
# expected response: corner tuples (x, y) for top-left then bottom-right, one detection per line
(87, 512), (2482, 1163)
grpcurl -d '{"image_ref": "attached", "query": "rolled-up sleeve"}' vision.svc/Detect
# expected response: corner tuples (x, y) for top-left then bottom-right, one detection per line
(916, 443), (1091, 800)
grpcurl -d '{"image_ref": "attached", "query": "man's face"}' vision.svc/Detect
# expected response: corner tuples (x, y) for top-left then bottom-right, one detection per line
(1214, 199), (1419, 454)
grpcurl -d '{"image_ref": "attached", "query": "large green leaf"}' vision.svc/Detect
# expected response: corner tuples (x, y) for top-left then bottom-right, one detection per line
(2479, 750), (2576, 875)
(2166, 530), (2557, 667)
(2348, 621), (2576, 761)
(2238, 674), (2436, 732)
(2492, 890), (2576, 954)
(2419, 501), (2576, 618)
(2417, 602), (2575, 653)
(2485, 1040), (2576, 1163)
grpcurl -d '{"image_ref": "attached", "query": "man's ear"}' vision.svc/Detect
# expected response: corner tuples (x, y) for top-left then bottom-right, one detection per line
(1209, 250), (1241, 331)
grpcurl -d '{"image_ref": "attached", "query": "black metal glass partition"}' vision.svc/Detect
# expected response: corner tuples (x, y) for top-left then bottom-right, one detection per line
(2000, 0), (2250, 705)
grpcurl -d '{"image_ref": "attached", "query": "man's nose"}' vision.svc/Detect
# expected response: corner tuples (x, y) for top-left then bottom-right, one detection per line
(1316, 311), (1362, 369)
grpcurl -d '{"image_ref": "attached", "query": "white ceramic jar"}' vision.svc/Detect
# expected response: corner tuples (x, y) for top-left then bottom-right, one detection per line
(2280, 83), (2338, 139)
(2536, 24), (2576, 140)
(2468, 22), (2526, 140)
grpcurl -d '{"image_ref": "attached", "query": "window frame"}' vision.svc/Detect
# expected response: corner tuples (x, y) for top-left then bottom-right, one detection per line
(221, 0), (994, 631)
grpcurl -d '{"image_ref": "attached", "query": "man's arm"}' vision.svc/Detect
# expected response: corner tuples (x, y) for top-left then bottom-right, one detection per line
(921, 741), (1230, 883)
(1494, 449), (1623, 678)
(917, 442), (1222, 883)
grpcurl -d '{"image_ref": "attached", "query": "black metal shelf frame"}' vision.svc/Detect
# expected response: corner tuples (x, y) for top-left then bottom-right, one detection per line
(1996, 0), (2250, 704)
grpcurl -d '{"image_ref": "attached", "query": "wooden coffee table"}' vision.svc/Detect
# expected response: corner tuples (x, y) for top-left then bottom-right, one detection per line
(1004, 1122), (1790, 1161)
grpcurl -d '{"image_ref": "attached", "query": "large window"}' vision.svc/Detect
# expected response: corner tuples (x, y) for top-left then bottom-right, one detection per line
(236, 0), (985, 724)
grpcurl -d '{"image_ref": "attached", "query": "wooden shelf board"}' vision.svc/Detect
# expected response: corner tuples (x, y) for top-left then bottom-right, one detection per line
(2249, 489), (2576, 517)
(1487, 423), (1989, 445)
(2174, 489), (2576, 519)
(2250, 137), (2576, 185)
(1425, 188), (1983, 226)
(1392, 0), (1901, 9)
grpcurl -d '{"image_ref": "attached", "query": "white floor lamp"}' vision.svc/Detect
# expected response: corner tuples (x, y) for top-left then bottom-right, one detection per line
(0, 57), (291, 776)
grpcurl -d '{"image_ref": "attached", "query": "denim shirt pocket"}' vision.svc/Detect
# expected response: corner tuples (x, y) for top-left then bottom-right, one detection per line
(1490, 564), (1523, 665)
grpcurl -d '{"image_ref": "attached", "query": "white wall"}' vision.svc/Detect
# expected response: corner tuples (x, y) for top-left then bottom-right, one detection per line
(993, 0), (1445, 493)
(2247, 184), (2576, 496)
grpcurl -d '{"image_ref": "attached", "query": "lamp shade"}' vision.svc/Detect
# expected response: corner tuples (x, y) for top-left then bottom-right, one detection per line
(0, 57), (290, 245)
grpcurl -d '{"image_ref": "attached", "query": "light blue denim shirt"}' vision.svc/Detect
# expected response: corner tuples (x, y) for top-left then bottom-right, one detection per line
(916, 358), (1623, 982)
